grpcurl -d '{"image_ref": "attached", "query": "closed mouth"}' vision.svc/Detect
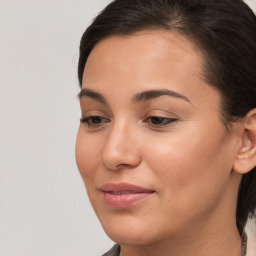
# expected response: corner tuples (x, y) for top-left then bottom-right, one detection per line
(99, 182), (155, 208)
(99, 182), (155, 194)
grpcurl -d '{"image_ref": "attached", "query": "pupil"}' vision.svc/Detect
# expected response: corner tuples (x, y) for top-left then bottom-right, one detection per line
(92, 117), (101, 124)
(151, 117), (163, 124)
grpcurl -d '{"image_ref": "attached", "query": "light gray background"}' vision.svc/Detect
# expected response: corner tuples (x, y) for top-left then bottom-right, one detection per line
(0, 1), (255, 255)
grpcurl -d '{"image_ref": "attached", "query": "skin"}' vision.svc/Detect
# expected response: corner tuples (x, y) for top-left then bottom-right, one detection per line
(76, 31), (246, 256)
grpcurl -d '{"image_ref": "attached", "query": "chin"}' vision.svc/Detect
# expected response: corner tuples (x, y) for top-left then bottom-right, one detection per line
(100, 216), (171, 246)
(105, 228), (158, 246)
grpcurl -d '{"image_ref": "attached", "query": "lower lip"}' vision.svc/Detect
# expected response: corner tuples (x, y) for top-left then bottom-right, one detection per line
(102, 192), (154, 209)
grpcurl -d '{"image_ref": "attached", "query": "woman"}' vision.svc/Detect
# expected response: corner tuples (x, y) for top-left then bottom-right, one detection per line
(76, 0), (256, 255)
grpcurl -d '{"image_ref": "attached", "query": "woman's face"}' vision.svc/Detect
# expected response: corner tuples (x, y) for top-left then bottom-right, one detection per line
(76, 31), (240, 245)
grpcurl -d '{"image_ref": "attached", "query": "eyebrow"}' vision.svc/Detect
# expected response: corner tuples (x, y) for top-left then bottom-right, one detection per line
(78, 88), (107, 104)
(78, 88), (191, 104)
(133, 89), (191, 104)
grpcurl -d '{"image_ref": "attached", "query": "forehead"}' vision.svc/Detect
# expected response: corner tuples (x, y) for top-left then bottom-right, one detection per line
(84, 30), (203, 77)
(82, 30), (220, 111)
(83, 30), (203, 83)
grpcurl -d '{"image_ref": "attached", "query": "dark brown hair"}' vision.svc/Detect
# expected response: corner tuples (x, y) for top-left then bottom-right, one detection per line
(78, 0), (256, 234)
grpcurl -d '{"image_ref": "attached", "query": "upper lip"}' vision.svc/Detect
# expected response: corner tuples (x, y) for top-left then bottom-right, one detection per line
(99, 182), (154, 193)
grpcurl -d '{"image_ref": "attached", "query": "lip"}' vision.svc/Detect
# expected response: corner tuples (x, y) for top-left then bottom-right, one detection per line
(99, 182), (155, 209)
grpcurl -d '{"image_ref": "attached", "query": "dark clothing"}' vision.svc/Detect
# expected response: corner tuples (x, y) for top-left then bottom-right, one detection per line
(102, 245), (120, 256)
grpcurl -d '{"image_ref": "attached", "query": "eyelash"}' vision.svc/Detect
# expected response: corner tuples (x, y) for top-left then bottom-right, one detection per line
(145, 116), (178, 127)
(80, 116), (110, 127)
(80, 115), (177, 128)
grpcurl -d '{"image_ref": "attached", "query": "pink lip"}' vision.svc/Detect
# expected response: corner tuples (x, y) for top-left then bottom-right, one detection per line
(99, 182), (155, 209)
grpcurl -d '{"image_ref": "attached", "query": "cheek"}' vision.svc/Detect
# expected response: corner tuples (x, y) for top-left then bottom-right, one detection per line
(75, 128), (101, 187)
(144, 123), (232, 205)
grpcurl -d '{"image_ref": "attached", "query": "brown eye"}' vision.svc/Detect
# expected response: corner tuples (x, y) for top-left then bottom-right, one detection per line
(89, 116), (104, 124)
(147, 116), (178, 126)
(80, 116), (110, 127)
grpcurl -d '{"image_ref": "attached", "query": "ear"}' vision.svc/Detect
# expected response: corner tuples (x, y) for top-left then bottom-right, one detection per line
(233, 108), (256, 174)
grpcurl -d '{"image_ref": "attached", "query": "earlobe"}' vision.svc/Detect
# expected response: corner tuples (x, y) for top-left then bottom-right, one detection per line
(233, 109), (256, 174)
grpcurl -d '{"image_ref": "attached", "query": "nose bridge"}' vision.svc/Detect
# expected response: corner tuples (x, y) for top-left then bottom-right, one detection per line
(101, 117), (141, 170)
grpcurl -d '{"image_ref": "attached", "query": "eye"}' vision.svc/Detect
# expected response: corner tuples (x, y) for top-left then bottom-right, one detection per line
(146, 116), (178, 126)
(80, 116), (110, 127)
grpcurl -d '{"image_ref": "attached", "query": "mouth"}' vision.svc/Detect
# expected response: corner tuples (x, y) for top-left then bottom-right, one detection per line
(99, 182), (155, 209)
(108, 191), (145, 195)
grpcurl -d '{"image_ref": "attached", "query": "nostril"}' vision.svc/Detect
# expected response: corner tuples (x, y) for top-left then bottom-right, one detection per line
(101, 150), (142, 171)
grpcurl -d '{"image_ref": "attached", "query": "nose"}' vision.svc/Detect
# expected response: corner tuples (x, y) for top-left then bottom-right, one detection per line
(101, 121), (142, 171)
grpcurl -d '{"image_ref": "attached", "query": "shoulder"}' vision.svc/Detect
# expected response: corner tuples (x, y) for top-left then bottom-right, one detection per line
(101, 244), (120, 256)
